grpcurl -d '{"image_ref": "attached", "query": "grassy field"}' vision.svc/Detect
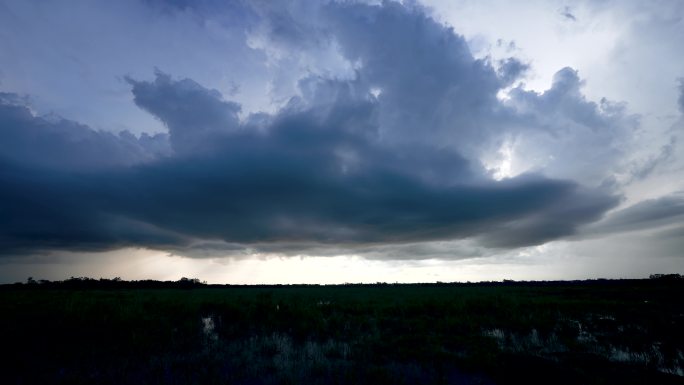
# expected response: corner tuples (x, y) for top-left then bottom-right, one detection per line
(2, 278), (684, 384)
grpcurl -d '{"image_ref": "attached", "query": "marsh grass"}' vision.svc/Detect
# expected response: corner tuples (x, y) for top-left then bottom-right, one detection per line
(1, 280), (683, 384)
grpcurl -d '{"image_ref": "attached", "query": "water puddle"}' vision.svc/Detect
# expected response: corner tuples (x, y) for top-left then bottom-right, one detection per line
(202, 315), (218, 342)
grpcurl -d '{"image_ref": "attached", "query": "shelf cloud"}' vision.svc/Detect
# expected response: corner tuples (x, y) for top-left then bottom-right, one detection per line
(0, 0), (679, 265)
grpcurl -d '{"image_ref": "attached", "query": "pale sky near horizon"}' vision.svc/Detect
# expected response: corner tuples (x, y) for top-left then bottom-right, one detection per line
(0, 0), (683, 283)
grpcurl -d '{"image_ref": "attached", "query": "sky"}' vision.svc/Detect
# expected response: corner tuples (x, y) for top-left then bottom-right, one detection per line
(0, 0), (683, 283)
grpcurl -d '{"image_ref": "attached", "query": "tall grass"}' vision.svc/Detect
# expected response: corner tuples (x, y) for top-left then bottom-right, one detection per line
(1, 280), (683, 384)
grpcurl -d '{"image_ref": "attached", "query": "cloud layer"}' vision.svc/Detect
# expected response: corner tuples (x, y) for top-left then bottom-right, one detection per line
(0, 1), (646, 260)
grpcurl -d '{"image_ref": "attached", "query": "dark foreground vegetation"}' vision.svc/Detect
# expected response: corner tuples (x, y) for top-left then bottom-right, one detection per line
(2, 276), (684, 384)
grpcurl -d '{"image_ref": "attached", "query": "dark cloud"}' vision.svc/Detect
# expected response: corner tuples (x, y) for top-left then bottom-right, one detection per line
(236, 1), (637, 185)
(0, 71), (619, 257)
(477, 184), (618, 248)
(560, 6), (577, 21)
(497, 58), (529, 87)
(0, 158), (188, 256)
(0, 1), (627, 259)
(319, 0), (504, 153)
(126, 70), (241, 155)
(0, 92), (169, 171)
(653, 225), (684, 245)
(583, 193), (684, 236)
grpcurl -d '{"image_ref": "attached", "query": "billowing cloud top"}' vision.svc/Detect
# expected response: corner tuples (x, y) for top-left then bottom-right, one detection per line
(2, 0), (673, 261)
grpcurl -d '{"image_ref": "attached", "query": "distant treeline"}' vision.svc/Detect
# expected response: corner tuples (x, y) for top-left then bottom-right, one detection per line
(2, 273), (682, 290)
(8, 276), (207, 290)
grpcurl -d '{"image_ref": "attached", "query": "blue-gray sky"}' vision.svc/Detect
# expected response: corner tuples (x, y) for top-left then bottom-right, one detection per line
(0, 0), (683, 283)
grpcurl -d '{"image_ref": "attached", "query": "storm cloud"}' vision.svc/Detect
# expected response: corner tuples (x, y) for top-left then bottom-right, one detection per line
(0, 0), (638, 259)
(583, 193), (684, 237)
(0, 92), (169, 171)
